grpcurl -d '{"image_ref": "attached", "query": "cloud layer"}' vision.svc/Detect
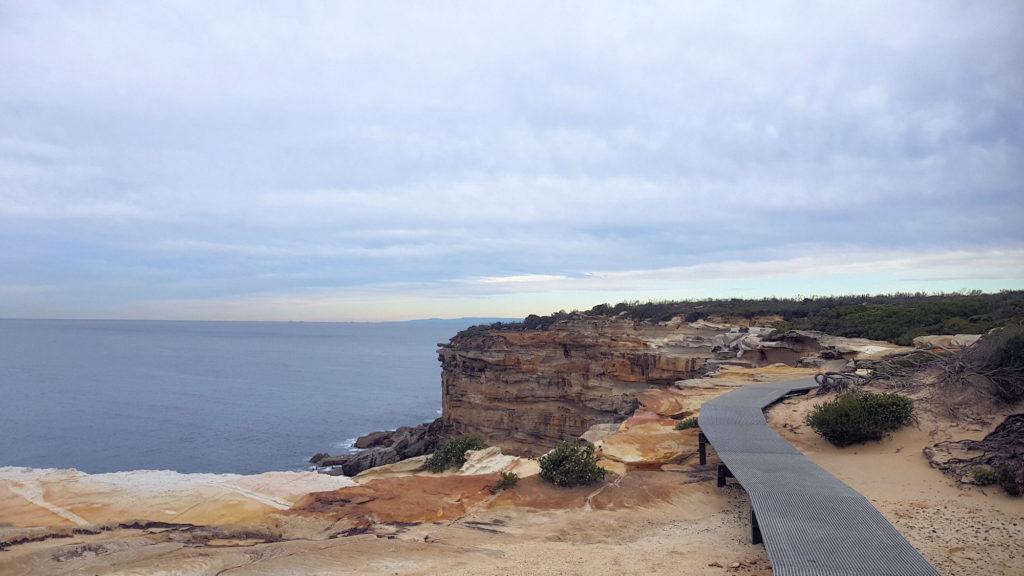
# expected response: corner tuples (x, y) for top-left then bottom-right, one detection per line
(1, 1), (1022, 320)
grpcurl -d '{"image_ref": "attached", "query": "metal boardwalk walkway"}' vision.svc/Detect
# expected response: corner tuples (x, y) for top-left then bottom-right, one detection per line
(698, 378), (939, 576)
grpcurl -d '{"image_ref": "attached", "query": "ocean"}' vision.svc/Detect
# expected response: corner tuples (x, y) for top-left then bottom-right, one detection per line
(0, 318), (489, 475)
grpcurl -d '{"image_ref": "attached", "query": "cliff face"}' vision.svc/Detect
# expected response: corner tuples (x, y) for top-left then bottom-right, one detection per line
(437, 318), (722, 454)
(313, 317), (913, 473)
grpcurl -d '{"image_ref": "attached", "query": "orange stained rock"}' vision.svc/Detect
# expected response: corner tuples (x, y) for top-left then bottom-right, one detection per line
(291, 474), (500, 524)
(599, 423), (700, 466)
(620, 407), (675, 430)
(636, 389), (689, 417)
(291, 466), (699, 525)
(489, 469), (707, 512)
(485, 475), (594, 511)
(635, 388), (718, 419)
(715, 364), (821, 381)
(587, 470), (701, 510)
(597, 459), (628, 476)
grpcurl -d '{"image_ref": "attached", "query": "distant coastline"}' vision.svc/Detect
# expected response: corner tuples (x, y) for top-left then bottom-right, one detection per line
(0, 316), (521, 325)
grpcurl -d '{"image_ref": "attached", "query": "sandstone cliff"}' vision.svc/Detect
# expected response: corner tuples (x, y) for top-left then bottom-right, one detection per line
(436, 317), (722, 455)
(313, 317), (912, 471)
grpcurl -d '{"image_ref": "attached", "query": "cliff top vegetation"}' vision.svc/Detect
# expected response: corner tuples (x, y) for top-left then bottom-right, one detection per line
(456, 290), (1024, 346)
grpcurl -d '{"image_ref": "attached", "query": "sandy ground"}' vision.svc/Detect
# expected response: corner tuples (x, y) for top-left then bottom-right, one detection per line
(2, 382), (1021, 575)
(766, 387), (1024, 576)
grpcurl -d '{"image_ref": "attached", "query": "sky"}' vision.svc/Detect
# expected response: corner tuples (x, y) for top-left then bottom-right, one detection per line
(1, 1), (1022, 321)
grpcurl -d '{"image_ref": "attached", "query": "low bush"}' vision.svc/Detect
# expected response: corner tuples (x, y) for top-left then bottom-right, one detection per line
(973, 466), (998, 485)
(805, 392), (915, 447)
(675, 417), (699, 430)
(538, 442), (606, 487)
(974, 325), (1024, 403)
(423, 434), (487, 473)
(998, 463), (1023, 497)
(489, 471), (520, 495)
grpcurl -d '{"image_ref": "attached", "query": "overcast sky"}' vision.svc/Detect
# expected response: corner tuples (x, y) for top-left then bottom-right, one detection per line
(1, 1), (1022, 321)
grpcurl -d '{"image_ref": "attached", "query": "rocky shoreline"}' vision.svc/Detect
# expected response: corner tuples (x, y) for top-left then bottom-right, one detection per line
(308, 315), (916, 476)
(309, 418), (449, 476)
(4, 315), (1021, 575)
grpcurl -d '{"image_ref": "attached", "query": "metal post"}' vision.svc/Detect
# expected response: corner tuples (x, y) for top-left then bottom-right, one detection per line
(717, 463), (733, 488)
(751, 508), (762, 545)
(698, 432), (707, 465)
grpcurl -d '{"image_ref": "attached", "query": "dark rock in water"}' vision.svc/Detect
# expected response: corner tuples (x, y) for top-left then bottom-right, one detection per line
(309, 452), (329, 464)
(321, 449), (401, 475)
(354, 430), (394, 449)
(312, 418), (448, 476)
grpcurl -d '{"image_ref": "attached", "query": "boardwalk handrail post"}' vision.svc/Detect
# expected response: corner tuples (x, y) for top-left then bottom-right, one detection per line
(716, 463), (733, 488)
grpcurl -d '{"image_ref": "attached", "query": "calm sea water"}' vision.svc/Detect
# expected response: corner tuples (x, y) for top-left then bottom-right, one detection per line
(0, 319), (484, 475)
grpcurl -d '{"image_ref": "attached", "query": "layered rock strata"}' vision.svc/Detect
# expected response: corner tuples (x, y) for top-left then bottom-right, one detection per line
(312, 317), (914, 472)
(436, 317), (722, 455)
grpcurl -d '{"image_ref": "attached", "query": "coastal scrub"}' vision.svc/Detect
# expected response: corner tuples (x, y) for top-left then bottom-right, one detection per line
(805, 392), (915, 447)
(423, 434), (487, 472)
(489, 471), (520, 495)
(538, 442), (606, 487)
(675, 417), (699, 430)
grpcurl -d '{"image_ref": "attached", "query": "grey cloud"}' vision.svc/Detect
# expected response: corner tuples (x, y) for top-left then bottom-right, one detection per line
(1, 1), (1021, 319)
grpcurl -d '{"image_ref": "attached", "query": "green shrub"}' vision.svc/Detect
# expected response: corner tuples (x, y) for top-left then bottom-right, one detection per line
(457, 291), (1024, 343)
(489, 471), (520, 495)
(423, 434), (487, 473)
(538, 442), (606, 487)
(992, 326), (1024, 370)
(998, 463), (1023, 497)
(675, 417), (699, 430)
(977, 325), (1024, 403)
(805, 392), (915, 447)
(973, 466), (998, 485)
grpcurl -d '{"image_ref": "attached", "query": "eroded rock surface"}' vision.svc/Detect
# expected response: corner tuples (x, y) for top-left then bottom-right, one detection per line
(0, 468), (355, 528)
(436, 318), (721, 454)
(434, 319), (914, 457)
(313, 318), (912, 471)
(5, 324), (1020, 575)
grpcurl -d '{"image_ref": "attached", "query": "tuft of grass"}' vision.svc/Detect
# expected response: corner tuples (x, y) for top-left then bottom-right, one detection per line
(973, 466), (998, 485)
(423, 434), (487, 473)
(489, 471), (520, 495)
(805, 392), (915, 447)
(675, 417), (699, 430)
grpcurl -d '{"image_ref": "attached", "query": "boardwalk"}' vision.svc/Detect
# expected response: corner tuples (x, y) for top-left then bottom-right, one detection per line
(698, 378), (939, 576)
